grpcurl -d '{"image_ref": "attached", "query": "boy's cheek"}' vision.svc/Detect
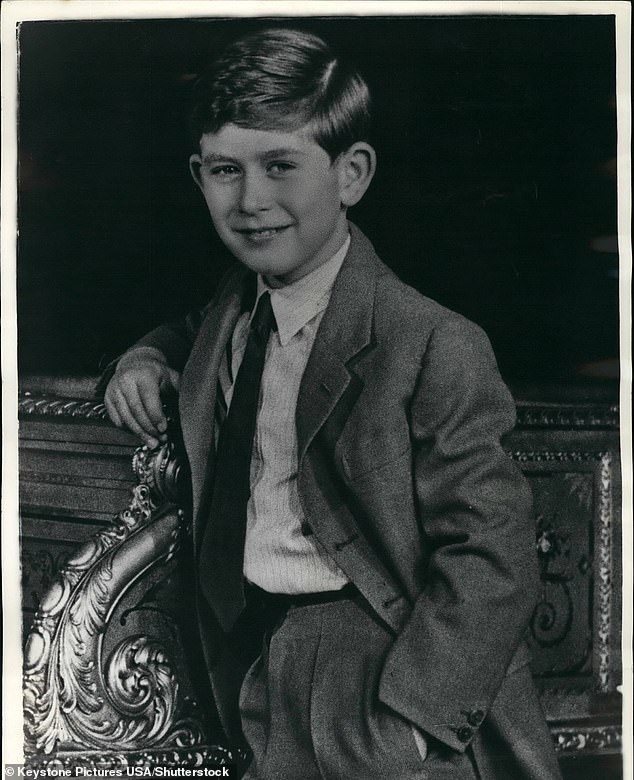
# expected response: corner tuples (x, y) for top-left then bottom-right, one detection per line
(200, 184), (230, 210)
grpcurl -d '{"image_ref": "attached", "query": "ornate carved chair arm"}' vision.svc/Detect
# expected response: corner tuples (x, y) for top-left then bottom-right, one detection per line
(22, 429), (226, 767)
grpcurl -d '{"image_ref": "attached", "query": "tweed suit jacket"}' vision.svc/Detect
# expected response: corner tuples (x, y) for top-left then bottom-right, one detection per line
(133, 223), (562, 779)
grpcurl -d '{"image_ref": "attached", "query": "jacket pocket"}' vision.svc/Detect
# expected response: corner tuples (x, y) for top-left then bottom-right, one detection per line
(410, 723), (428, 761)
(341, 437), (411, 482)
(372, 702), (429, 770)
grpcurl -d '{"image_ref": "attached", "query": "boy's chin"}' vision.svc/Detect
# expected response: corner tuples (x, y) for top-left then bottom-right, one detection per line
(234, 254), (290, 276)
(230, 250), (307, 283)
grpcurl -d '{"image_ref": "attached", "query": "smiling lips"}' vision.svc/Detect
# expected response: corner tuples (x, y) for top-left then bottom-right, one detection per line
(236, 225), (291, 242)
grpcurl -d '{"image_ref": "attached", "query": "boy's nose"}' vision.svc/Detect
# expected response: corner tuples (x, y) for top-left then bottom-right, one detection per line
(238, 173), (272, 214)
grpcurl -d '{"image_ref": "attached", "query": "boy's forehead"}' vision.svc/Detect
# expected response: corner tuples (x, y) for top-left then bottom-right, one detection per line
(198, 123), (323, 159)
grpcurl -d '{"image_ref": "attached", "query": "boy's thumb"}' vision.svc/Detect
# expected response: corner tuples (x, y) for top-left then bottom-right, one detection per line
(160, 367), (181, 393)
(167, 368), (181, 392)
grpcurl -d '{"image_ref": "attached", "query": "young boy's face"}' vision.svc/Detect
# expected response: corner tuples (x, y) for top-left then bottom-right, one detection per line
(190, 124), (350, 286)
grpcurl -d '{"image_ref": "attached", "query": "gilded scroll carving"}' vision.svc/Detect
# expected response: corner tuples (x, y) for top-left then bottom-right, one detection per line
(18, 395), (109, 420)
(18, 393), (619, 430)
(23, 441), (204, 756)
(132, 442), (183, 506)
(552, 724), (621, 753)
(512, 451), (614, 690)
(22, 548), (72, 612)
(596, 452), (613, 692)
(532, 515), (575, 649)
(514, 403), (619, 430)
(26, 745), (236, 771)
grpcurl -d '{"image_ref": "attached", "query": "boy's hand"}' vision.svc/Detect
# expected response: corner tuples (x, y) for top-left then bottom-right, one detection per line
(104, 347), (181, 449)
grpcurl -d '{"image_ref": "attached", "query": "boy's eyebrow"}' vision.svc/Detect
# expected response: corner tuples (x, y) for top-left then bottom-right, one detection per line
(260, 147), (308, 160)
(201, 148), (308, 165)
(201, 153), (238, 165)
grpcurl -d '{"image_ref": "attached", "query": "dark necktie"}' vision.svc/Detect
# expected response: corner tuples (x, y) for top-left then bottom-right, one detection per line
(199, 292), (276, 632)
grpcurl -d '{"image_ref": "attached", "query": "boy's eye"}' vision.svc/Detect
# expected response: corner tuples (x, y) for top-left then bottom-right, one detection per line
(210, 165), (241, 177)
(267, 162), (295, 175)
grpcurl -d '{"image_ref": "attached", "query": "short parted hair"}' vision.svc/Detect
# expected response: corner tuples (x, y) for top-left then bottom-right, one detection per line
(190, 27), (372, 161)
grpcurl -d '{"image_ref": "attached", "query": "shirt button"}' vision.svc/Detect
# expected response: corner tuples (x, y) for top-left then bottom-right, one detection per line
(300, 522), (313, 536)
(468, 710), (485, 727)
(457, 726), (473, 743)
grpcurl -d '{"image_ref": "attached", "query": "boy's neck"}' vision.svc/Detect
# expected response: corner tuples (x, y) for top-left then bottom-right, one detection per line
(263, 229), (350, 290)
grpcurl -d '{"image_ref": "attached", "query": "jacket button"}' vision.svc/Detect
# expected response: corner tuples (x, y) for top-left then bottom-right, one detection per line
(467, 710), (485, 727)
(300, 522), (313, 536)
(457, 726), (473, 743)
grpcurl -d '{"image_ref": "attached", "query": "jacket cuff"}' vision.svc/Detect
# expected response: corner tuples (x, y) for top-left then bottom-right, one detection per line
(93, 346), (168, 398)
(378, 640), (532, 753)
(378, 668), (486, 753)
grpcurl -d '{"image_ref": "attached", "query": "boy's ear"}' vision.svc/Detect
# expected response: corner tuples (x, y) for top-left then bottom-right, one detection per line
(336, 142), (377, 207)
(189, 153), (204, 189)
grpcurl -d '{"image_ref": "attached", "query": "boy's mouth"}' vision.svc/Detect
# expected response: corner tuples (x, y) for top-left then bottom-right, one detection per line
(236, 226), (290, 242)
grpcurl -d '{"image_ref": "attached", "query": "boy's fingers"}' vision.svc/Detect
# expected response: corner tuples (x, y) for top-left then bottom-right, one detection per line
(111, 386), (159, 448)
(125, 382), (163, 440)
(137, 374), (168, 431)
(104, 391), (123, 428)
(165, 367), (181, 392)
(104, 359), (179, 444)
(157, 367), (181, 400)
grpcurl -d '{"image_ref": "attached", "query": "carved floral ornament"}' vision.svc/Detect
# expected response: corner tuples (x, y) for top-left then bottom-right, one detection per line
(511, 450), (615, 694)
(18, 394), (109, 420)
(22, 440), (209, 758)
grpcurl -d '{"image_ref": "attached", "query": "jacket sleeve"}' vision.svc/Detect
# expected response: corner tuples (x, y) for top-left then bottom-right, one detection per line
(132, 305), (212, 371)
(94, 266), (239, 397)
(378, 315), (539, 753)
(93, 307), (208, 397)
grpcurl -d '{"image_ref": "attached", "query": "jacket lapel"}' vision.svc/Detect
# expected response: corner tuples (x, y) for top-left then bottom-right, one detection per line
(296, 223), (382, 464)
(179, 265), (250, 545)
(297, 226), (412, 632)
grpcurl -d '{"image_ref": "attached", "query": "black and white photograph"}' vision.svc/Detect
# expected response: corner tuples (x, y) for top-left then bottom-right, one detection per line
(1, 2), (631, 779)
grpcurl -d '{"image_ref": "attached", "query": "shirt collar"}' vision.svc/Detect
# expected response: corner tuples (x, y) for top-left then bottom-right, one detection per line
(254, 234), (350, 346)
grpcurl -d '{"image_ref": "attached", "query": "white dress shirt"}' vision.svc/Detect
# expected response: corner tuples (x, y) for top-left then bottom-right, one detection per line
(217, 236), (351, 594)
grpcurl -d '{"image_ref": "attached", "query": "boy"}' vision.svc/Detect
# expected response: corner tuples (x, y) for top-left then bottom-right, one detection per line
(104, 27), (562, 780)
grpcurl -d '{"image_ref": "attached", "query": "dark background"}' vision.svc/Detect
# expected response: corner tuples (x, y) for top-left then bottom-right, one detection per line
(17, 15), (619, 399)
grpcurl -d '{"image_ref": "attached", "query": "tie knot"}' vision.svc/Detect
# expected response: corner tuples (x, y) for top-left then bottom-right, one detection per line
(251, 292), (276, 342)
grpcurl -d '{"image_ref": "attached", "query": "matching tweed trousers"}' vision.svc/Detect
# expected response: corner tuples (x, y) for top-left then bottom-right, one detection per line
(238, 591), (480, 780)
